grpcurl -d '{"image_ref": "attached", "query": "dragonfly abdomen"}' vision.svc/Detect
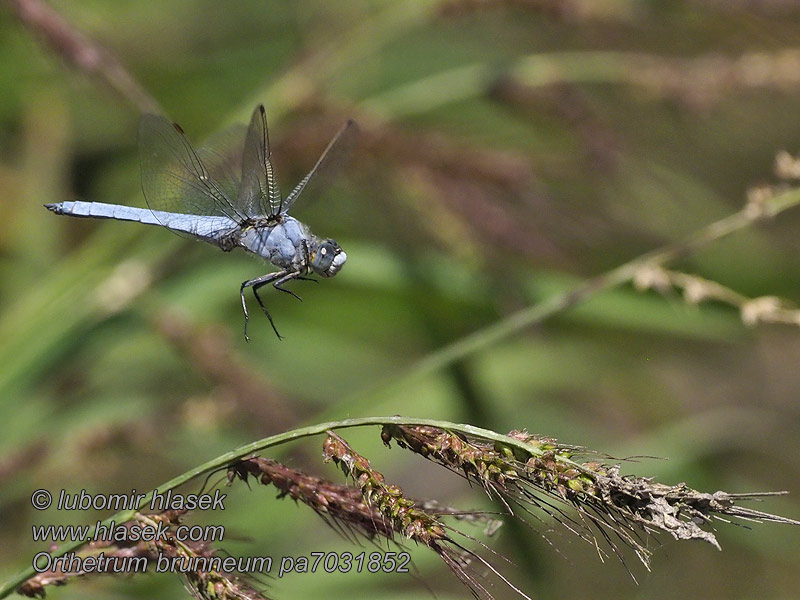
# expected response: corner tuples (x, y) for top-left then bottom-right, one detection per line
(45, 201), (239, 246)
(46, 201), (160, 224)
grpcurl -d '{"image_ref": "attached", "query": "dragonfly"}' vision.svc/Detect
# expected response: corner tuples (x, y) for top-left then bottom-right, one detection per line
(46, 105), (356, 340)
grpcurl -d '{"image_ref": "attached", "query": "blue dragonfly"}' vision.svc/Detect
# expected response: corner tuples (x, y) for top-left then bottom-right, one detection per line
(46, 105), (356, 340)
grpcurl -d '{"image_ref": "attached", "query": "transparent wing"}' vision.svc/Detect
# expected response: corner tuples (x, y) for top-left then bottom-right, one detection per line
(197, 123), (247, 207)
(282, 119), (359, 215)
(139, 114), (245, 223)
(237, 104), (281, 218)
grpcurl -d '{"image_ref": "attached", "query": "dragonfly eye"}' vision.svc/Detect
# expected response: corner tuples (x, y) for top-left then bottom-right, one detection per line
(311, 240), (346, 277)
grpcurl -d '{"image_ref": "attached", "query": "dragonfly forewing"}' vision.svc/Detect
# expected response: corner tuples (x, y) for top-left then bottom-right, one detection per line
(238, 105), (282, 218)
(282, 119), (359, 216)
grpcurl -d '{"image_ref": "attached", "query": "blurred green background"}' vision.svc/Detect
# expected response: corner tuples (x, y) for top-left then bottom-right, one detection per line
(2, 1), (800, 598)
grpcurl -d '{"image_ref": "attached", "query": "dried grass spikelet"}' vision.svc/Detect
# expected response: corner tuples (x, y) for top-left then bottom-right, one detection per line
(227, 456), (395, 542)
(321, 431), (532, 600)
(381, 424), (800, 574)
(144, 511), (266, 600)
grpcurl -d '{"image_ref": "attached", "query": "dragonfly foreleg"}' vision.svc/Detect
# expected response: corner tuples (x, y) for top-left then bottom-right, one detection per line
(240, 271), (285, 341)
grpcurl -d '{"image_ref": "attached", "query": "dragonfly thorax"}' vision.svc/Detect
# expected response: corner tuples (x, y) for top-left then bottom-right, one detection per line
(246, 213), (284, 228)
(233, 216), (345, 278)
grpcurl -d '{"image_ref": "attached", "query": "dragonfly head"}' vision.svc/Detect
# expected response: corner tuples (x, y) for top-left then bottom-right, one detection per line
(310, 239), (347, 278)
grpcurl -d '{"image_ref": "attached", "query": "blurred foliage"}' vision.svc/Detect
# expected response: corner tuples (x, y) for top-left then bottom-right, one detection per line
(1, 1), (800, 599)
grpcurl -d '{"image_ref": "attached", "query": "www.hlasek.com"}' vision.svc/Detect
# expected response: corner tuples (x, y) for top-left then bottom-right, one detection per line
(29, 489), (411, 577)
(31, 488), (226, 545)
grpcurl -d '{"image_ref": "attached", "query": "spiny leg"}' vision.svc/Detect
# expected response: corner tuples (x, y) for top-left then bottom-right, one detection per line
(252, 282), (283, 340)
(240, 271), (284, 341)
(273, 271), (304, 302)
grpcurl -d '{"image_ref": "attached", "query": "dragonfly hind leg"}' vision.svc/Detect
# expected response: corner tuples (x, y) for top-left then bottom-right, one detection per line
(240, 271), (285, 341)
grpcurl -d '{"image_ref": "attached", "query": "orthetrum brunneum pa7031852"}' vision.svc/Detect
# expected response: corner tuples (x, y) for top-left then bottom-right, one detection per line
(46, 105), (356, 340)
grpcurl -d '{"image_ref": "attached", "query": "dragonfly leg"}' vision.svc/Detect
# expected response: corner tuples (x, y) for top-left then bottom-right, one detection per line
(273, 271), (304, 302)
(240, 271), (285, 341)
(252, 284), (283, 340)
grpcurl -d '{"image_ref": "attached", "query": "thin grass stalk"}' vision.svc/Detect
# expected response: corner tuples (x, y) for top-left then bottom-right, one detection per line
(332, 185), (800, 417)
